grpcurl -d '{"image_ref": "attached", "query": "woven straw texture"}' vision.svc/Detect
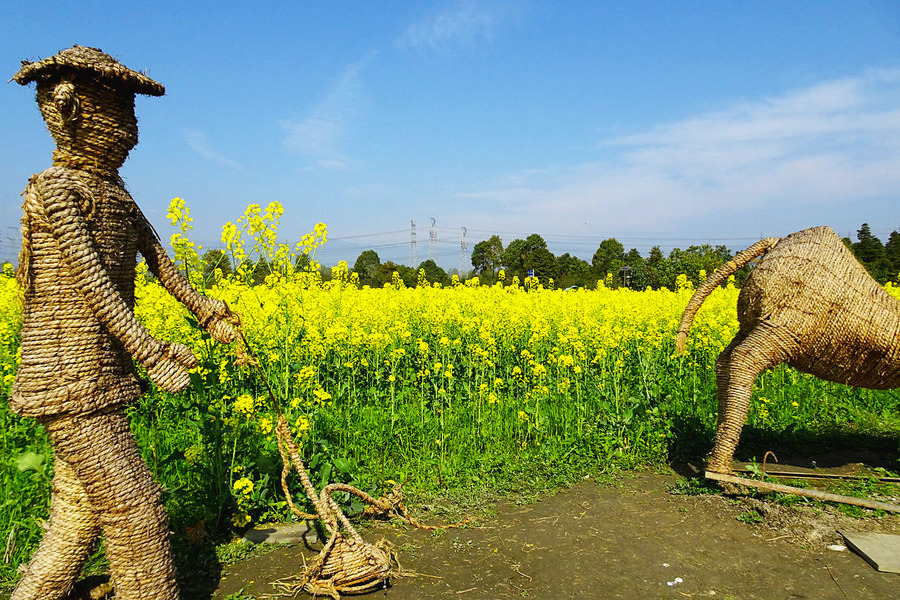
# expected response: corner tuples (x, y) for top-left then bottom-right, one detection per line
(11, 46), (235, 600)
(677, 226), (900, 474)
(14, 410), (178, 599)
(275, 415), (393, 598)
(14, 45), (164, 96)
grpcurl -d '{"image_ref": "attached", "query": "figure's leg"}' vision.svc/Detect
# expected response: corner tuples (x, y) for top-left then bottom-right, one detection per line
(10, 455), (100, 600)
(707, 324), (796, 474)
(44, 409), (179, 600)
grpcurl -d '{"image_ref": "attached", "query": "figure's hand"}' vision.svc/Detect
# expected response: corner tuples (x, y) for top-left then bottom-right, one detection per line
(203, 299), (240, 344)
(146, 342), (198, 393)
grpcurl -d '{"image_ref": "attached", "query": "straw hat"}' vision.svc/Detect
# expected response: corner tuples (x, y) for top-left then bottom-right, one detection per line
(13, 45), (165, 96)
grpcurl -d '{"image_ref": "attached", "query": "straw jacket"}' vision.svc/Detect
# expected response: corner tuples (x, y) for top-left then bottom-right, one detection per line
(11, 46), (236, 418)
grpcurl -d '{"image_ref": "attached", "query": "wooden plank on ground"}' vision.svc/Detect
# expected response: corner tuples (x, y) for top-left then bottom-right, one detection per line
(732, 469), (900, 484)
(704, 471), (900, 514)
(839, 530), (900, 573)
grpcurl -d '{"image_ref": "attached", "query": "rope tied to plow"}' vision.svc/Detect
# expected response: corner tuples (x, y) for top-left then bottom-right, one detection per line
(232, 320), (467, 599)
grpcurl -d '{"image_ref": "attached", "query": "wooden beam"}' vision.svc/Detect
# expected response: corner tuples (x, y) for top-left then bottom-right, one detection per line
(705, 471), (900, 514)
(732, 469), (900, 484)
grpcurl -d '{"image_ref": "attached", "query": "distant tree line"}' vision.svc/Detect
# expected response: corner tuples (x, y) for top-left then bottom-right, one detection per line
(468, 232), (739, 290)
(465, 223), (900, 290)
(467, 224), (900, 289)
(352, 250), (451, 287)
(14, 222), (890, 291)
(841, 223), (900, 284)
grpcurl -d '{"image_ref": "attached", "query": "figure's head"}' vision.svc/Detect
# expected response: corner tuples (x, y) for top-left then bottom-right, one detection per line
(14, 46), (164, 174)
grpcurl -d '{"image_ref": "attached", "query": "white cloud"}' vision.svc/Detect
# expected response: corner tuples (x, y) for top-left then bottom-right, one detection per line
(397, 0), (521, 52)
(184, 130), (245, 171)
(460, 68), (900, 236)
(280, 54), (373, 169)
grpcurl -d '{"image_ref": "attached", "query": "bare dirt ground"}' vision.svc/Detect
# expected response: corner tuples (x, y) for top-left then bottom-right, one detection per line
(214, 462), (900, 600)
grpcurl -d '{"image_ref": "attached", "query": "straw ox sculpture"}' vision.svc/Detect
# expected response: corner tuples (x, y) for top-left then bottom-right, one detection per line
(10, 46), (238, 600)
(677, 226), (900, 475)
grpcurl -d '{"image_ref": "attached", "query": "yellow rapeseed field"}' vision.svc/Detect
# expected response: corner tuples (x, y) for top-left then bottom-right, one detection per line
(1, 199), (898, 558)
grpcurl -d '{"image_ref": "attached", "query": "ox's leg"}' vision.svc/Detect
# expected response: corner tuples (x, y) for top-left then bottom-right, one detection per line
(707, 323), (797, 474)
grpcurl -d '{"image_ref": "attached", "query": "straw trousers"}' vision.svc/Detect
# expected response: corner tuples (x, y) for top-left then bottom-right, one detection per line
(11, 406), (178, 600)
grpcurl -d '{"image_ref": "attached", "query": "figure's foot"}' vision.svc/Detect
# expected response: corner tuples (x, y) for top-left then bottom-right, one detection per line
(705, 465), (747, 496)
(705, 458), (733, 476)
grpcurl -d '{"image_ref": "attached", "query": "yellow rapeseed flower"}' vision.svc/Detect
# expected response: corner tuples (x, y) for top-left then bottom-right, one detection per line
(233, 477), (254, 496)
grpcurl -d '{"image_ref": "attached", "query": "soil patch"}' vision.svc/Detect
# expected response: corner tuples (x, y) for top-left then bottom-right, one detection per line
(215, 470), (900, 599)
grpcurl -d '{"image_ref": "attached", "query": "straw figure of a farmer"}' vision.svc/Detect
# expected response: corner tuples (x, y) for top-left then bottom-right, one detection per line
(10, 45), (238, 599)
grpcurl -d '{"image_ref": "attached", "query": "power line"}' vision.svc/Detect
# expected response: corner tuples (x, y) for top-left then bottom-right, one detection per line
(184, 221), (900, 270)
(429, 218), (437, 262)
(456, 227), (764, 242)
(326, 229), (409, 241)
(409, 220), (417, 267)
(316, 240), (410, 253)
(459, 226), (468, 277)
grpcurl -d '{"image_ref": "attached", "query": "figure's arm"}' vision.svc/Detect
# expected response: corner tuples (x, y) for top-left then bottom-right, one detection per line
(35, 172), (196, 392)
(136, 213), (238, 344)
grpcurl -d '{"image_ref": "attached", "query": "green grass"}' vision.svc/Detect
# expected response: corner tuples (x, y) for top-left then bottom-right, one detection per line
(1, 335), (898, 590)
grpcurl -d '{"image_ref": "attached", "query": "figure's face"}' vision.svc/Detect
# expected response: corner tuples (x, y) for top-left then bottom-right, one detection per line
(88, 80), (139, 152)
(37, 77), (138, 171)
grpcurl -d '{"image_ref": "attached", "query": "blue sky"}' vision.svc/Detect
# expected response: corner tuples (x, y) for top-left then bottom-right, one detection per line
(2, 1), (899, 270)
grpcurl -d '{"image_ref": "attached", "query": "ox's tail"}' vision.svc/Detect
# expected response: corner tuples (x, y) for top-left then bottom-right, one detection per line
(675, 237), (781, 354)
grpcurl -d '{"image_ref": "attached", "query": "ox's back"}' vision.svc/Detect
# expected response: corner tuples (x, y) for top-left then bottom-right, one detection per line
(738, 226), (900, 389)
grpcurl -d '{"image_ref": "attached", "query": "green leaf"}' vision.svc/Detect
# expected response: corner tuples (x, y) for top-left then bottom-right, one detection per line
(349, 499), (365, 516)
(15, 452), (45, 473)
(333, 457), (351, 474)
(254, 454), (277, 475)
(158, 450), (185, 468)
(189, 371), (204, 390)
(318, 463), (332, 486)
